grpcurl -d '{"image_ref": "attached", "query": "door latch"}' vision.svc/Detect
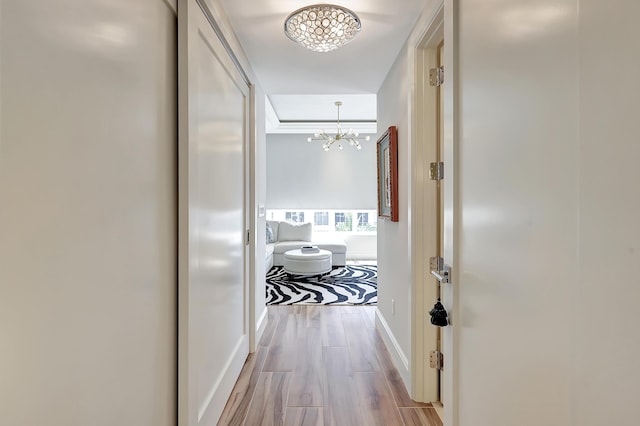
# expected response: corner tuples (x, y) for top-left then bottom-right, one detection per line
(429, 256), (450, 283)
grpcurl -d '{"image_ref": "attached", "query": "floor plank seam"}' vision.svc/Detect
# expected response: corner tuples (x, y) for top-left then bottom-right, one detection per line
(220, 306), (442, 425)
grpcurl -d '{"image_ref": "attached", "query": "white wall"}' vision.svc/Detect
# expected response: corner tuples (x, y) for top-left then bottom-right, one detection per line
(376, 47), (413, 385)
(253, 90), (268, 345)
(0, 1), (177, 425)
(266, 133), (377, 209)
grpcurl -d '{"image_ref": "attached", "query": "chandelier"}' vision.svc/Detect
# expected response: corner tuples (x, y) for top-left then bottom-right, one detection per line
(284, 4), (362, 53)
(307, 101), (370, 151)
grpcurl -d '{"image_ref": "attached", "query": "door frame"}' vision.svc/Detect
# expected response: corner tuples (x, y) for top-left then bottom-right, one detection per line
(441, 0), (460, 423)
(409, 2), (444, 403)
(410, 0), (460, 423)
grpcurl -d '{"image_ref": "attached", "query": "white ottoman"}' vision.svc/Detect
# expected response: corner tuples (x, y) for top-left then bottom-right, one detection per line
(283, 249), (332, 277)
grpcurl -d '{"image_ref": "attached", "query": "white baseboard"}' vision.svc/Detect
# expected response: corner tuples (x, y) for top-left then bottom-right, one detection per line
(375, 309), (410, 389)
(200, 336), (249, 424)
(255, 306), (268, 347)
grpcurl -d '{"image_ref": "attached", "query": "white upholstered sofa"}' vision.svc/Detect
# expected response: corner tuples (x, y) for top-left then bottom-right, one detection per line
(265, 220), (347, 270)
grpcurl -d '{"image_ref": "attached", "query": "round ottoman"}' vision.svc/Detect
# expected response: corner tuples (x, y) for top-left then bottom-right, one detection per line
(283, 249), (332, 277)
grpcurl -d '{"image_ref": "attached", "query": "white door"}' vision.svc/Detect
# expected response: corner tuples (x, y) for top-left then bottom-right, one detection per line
(178, 1), (250, 424)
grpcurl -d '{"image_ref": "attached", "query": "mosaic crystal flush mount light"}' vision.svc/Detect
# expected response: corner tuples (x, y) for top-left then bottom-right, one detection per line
(284, 4), (362, 52)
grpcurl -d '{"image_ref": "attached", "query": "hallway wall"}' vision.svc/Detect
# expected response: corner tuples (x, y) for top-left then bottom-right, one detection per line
(0, 1), (177, 424)
(253, 88), (268, 348)
(376, 49), (414, 387)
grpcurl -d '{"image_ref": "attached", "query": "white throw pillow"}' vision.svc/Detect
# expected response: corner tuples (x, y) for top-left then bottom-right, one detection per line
(266, 220), (280, 241)
(278, 222), (312, 242)
(266, 223), (275, 243)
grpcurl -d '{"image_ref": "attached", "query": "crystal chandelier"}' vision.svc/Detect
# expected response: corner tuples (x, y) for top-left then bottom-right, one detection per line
(284, 4), (362, 53)
(307, 101), (370, 151)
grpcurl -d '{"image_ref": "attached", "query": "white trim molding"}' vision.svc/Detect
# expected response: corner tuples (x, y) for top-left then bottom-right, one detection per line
(161, 0), (177, 14)
(265, 95), (376, 134)
(255, 306), (268, 346)
(375, 308), (410, 386)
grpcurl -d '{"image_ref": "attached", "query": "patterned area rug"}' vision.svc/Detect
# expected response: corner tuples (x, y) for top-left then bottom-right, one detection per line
(266, 265), (377, 305)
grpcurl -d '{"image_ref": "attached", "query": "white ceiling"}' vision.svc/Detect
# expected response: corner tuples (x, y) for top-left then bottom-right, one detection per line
(217, 0), (428, 133)
(266, 94), (377, 134)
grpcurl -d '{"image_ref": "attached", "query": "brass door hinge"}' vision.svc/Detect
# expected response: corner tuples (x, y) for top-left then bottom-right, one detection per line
(430, 350), (444, 370)
(429, 162), (444, 181)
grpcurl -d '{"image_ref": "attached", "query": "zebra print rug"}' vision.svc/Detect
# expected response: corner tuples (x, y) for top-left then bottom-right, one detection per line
(266, 265), (377, 305)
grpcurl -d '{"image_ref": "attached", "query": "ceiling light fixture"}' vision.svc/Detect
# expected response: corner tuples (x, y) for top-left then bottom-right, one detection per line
(284, 4), (362, 53)
(307, 101), (370, 151)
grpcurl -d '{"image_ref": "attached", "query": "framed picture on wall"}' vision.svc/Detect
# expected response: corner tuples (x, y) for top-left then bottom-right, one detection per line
(376, 126), (398, 222)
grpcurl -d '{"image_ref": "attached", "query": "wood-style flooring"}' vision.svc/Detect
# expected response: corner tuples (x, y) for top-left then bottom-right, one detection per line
(218, 305), (442, 426)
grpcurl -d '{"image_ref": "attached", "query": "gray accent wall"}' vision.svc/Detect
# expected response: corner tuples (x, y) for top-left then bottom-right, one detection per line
(266, 133), (377, 209)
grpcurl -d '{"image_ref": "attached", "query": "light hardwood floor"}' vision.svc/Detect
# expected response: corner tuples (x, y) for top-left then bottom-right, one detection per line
(218, 305), (442, 426)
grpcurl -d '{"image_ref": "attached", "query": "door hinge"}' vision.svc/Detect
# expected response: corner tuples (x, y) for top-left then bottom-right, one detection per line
(429, 256), (444, 272)
(430, 350), (444, 370)
(246, 229), (250, 245)
(429, 162), (444, 181)
(429, 66), (444, 86)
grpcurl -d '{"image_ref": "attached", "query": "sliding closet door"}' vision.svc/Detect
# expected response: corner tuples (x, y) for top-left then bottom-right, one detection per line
(0, 1), (177, 424)
(178, 0), (250, 424)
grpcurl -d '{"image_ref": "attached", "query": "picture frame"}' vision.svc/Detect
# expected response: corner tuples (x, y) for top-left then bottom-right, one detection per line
(376, 126), (398, 222)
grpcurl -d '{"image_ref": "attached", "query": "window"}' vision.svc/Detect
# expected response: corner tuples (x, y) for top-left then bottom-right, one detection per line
(314, 211), (329, 226)
(267, 209), (376, 234)
(285, 211), (305, 223)
(357, 211), (376, 231)
(334, 212), (352, 232)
